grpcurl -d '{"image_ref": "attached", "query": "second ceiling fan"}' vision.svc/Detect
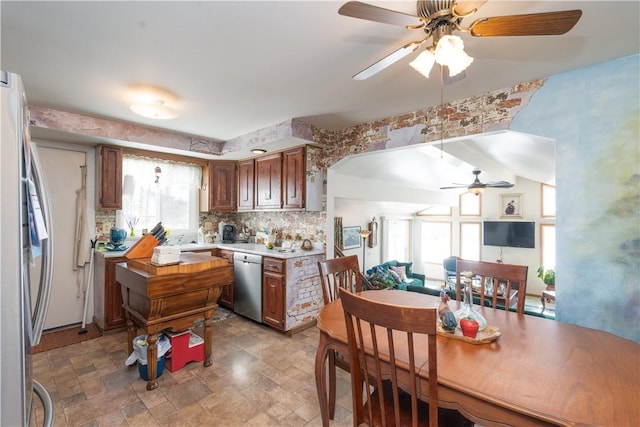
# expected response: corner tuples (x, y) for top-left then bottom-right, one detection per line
(339, 0), (582, 80)
(441, 168), (514, 195)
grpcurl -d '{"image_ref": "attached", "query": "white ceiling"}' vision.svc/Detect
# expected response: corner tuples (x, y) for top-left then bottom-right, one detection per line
(1, 1), (637, 211)
(2, 1), (638, 144)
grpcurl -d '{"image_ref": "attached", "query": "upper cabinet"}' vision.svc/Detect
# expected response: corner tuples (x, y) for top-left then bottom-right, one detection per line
(97, 145), (122, 210)
(246, 145), (322, 212)
(237, 159), (255, 211)
(209, 161), (237, 212)
(255, 152), (282, 210)
(282, 147), (305, 210)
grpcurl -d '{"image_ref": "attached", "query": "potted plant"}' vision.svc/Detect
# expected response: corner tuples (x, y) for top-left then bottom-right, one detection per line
(537, 266), (555, 290)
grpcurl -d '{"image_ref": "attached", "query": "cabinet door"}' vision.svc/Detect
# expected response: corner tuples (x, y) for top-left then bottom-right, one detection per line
(105, 257), (126, 329)
(282, 147), (305, 210)
(98, 145), (122, 210)
(209, 161), (237, 212)
(216, 249), (235, 309)
(237, 159), (255, 211)
(255, 153), (282, 210)
(263, 271), (285, 330)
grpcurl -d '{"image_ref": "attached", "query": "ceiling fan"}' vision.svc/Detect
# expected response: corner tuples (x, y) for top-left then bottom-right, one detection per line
(338, 0), (582, 80)
(440, 168), (514, 195)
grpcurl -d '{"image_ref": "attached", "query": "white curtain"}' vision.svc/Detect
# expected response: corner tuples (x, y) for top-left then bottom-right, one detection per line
(119, 156), (201, 234)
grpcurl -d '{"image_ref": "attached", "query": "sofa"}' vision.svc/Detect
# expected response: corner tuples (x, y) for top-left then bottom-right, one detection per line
(365, 260), (425, 290)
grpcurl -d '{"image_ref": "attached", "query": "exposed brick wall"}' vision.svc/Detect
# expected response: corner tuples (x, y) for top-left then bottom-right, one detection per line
(313, 79), (545, 170)
(285, 254), (325, 330)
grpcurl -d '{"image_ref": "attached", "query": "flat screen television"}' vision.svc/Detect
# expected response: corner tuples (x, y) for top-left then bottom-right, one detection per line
(483, 221), (535, 249)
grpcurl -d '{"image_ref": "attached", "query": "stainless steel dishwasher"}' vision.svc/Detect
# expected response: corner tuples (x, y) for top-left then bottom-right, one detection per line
(233, 252), (263, 323)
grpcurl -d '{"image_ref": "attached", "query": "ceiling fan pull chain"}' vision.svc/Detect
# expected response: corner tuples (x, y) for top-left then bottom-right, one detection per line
(439, 64), (444, 159)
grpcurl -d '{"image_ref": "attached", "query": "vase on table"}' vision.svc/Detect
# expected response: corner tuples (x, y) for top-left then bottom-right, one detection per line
(454, 271), (487, 332)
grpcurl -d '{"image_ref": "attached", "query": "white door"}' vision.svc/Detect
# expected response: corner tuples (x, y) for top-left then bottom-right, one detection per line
(32, 144), (92, 329)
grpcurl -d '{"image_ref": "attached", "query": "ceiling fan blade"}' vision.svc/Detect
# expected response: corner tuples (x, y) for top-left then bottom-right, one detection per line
(486, 181), (514, 188)
(338, 1), (423, 27)
(353, 40), (423, 80)
(469, 10), (582, 37)
(454, 0), (487, 16)
(440, 185), (469, 190)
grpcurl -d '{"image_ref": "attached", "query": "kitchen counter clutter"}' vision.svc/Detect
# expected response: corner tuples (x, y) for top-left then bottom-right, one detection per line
(94, 241), (325, 259)
(217, 242), (325, 258)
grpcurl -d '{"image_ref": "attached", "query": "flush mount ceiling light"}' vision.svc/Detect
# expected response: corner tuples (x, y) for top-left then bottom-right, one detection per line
(128, 84), (180, 120)
(251, 148), (267, 154)
(130, 99), (179, 120)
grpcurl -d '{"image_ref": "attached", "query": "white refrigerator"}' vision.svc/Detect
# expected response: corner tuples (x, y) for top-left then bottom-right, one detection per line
(1, 70), (55, 426)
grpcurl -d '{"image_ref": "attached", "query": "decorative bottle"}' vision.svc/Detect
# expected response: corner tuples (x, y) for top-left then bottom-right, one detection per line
(454, 271), (488, 331)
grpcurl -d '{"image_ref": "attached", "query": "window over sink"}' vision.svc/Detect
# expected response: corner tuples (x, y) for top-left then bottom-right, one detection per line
(117, 155), (202, 236)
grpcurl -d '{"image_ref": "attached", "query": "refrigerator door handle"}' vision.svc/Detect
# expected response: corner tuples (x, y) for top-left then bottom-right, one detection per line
(29, 144), (54, 345)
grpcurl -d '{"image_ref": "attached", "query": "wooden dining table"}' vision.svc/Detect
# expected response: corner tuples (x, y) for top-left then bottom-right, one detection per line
(314, 290), (640, 427)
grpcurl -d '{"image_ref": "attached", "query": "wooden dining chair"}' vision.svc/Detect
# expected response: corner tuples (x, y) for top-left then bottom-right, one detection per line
(455, 259), (528, 314)
(318, 255), (363, 305)
(317, 255), (363, 420)
(340, 289), (471, 427)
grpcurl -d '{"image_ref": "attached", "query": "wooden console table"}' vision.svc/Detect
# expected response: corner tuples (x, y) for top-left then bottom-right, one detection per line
(116, 252), (233, 390)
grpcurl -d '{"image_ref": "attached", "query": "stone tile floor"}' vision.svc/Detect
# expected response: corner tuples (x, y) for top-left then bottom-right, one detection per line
(30, 296), (553, 427)
(30, 316), (355, 427)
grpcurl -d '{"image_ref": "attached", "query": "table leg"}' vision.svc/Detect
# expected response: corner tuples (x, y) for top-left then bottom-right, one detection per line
(203, 316), (214, 367)
(145, 333), (158, 390)
(126, 318), (136, 355)
(541, 294), (546, 312)
(328, 350), (337, 419)
(315, 331), (332, 427)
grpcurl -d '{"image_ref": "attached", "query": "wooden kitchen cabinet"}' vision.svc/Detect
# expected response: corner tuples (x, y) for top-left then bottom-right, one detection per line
(97, 145), (122, 210)
(262, 257), (285, 330)
(237, 159), (255, 211)
(209, 161), (237, 212)
(213, 249), (234, 309)
(255, 152), (282, 210)
(282, 147), (305, 209)
(93, 254), (127, 331)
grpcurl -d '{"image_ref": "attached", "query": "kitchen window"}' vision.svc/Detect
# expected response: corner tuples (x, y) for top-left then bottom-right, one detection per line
(117, 155), (202, 235)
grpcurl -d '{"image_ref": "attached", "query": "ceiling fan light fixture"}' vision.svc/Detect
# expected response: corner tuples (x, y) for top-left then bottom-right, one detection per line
(409, 49), (436, 78)
(434, 35), (473, 77)
(468, 187), (486, 196)
(130, 99), (179, 120)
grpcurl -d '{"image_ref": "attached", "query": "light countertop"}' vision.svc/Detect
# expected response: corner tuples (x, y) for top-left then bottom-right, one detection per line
(94, 242), (325, 259)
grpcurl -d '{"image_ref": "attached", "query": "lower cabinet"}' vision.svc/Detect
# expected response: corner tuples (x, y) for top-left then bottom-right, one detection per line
(94, 254), (127, 331)
(262, 257), (285, 330)
(214, 249), (234, 310)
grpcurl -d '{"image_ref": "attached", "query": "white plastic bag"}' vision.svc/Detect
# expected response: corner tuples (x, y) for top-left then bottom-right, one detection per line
(125, 333), (171, 366)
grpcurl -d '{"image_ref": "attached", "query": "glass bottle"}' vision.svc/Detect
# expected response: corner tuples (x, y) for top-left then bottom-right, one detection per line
(454, 271), (488, 331)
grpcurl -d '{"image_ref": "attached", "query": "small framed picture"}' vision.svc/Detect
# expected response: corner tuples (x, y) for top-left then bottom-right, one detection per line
(342, 226), (362, 250)
(500, 194), (523, 218)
